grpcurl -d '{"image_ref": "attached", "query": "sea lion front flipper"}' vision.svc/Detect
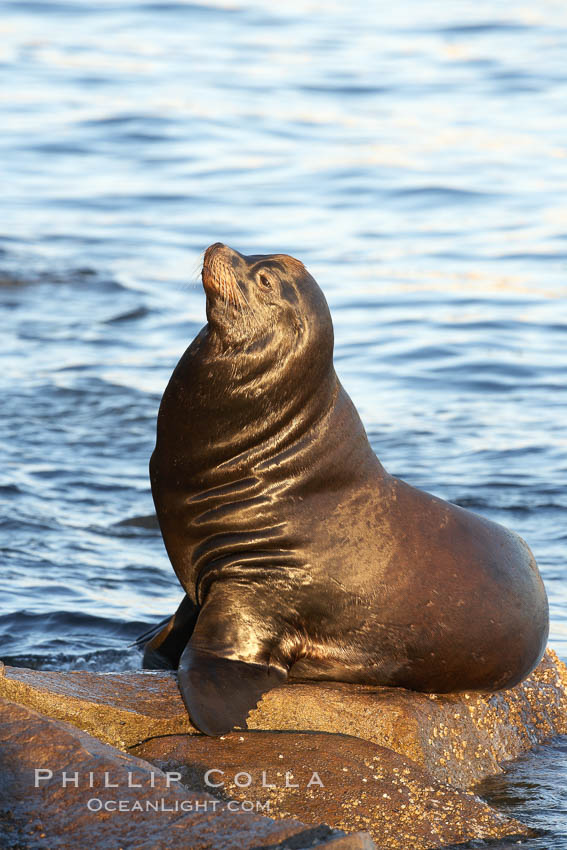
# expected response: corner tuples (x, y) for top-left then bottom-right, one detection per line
(178, 644), (287, 736)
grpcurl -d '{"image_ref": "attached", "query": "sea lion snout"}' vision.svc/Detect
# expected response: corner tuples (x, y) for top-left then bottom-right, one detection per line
(201, 243), (242, 299)
(203, 242), (240, 267)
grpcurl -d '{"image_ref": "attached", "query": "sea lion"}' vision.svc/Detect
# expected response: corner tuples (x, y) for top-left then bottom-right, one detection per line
(145, 242), (549, 736)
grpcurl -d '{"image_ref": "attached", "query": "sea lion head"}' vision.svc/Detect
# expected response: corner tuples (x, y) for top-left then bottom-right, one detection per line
(201, 243), (333, 366)
(151, 243), (338, 486)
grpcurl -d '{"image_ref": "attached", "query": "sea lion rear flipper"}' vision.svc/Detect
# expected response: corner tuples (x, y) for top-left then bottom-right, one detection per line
(141, 594), (199, 670)
(178, 644), (287, 736)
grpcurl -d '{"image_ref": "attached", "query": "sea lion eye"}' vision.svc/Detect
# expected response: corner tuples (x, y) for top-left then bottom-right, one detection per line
(258, 273), (272, 290)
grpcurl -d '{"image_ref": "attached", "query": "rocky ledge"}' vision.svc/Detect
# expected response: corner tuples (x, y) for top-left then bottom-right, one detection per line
(1, 648), (566, 848)
(0, 697), (371, 850)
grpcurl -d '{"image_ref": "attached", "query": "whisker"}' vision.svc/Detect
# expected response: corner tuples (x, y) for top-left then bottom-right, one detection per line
(192, 251), (206, 281)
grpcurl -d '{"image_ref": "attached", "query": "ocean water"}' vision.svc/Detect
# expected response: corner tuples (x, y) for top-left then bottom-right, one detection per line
(1, 0), (566, 845)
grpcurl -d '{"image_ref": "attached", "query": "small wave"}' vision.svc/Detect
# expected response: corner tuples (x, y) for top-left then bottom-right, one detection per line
(114, 514), (160, 529)
(79, 113), (178, 128)
(0, 483), (22, 496)
(140, 2), (240, 15)
(495, 252), (567, 262)
(0, 271), (27, 287)
(0, 262), (121, 292)
(2, 1), (95, 13)
(389, 186), (495, 205)
(299, 84), (391, 96)
(438, 21), (531, 35)
(103, 306), (151, 324)
(24, 141), (92, 156)
(453, 498), (532, 514)
(430, 360), (536, 380)
(0, 610), (156, 666)
(3, 647), (144, 673)
(0, 609), (146, 635)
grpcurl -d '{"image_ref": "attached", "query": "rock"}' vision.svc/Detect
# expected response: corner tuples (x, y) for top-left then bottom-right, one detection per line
(321, 838), (375, 850)
(0, 697), (370, 850)
(1, 649), (566, 788)
(251, 648), (567, 789)
(131, 729), (529, 850)
(0, 666), (188, 750)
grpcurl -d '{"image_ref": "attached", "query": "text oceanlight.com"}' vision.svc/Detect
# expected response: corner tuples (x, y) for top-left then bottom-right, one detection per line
(87, 798), (272, 813)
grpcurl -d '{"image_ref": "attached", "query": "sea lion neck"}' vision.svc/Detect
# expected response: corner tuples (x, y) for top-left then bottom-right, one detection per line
(162, 318), (338, 479)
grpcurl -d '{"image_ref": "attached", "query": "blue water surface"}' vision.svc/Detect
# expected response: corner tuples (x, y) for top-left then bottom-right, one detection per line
(1, 1), (566, 846)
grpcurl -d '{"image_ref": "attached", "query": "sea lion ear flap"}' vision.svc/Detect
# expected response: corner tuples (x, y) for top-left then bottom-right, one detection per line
(178, 644), (287, 737)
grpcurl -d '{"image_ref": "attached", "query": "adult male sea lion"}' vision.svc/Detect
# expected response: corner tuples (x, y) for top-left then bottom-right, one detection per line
(145, 242), (549, 736)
